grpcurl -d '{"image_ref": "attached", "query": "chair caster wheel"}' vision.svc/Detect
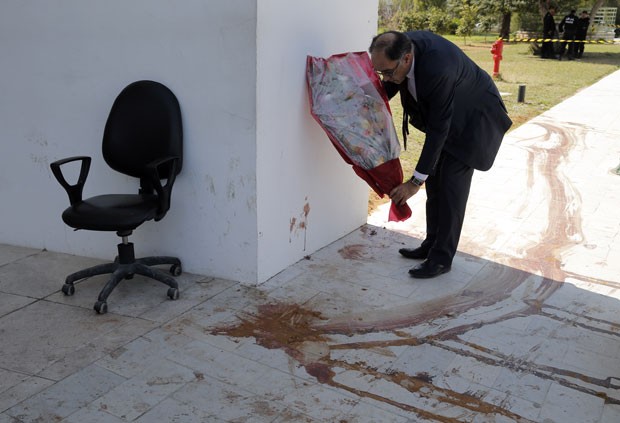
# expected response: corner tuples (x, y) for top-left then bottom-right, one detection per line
(167, 287), (179, 300)
(62, 284), (75, 296)
(170, 264), (182, 277)
(94, 301), (108, 314)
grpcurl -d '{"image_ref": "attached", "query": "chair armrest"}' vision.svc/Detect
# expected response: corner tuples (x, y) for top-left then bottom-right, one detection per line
(50, 156), (92, 206)
(144, 156), (180, 220)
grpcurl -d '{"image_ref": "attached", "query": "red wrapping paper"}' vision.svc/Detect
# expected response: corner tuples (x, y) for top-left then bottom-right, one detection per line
(306, 51), (411, 222)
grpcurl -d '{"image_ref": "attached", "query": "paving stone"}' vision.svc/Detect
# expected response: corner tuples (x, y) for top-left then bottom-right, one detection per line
(0, 250), (103, 299)
(0, 413), (20, 423)
(5, 364), (125, 422)
(0, 245), (40, 267)
(0, 293), (35, 318)
(89, 360), (198, 421)
(0, 300), (135, 376)
(62, 405), (127, 423)
(538, 382), (605, 423)
(0, 376), (55, 414)
(132, 397), (222, 422)
(171, 376), (287, 422)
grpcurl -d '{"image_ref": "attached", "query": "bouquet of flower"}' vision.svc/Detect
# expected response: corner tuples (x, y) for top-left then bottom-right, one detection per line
(306, 51), (411, 222)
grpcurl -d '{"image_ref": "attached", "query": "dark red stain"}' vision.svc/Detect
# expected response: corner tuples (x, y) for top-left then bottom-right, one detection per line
(289, 201), (310, 249)
(304, 362), (334, 384)
(212, 120), (620, 420)
(337, 244), (367, 260)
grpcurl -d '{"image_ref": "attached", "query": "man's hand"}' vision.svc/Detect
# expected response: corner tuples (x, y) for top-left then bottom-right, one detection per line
(389, 181), (421, 206)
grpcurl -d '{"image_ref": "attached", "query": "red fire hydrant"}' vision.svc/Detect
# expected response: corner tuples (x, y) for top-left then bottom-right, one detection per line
(490, 38), (504, 78)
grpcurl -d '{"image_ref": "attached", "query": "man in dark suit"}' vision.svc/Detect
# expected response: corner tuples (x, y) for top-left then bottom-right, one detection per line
(575, 10), (590, 59)
(368, 30), (512, 278)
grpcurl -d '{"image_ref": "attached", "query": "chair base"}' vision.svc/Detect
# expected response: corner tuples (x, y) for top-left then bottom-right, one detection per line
(62, 239), (181, 314)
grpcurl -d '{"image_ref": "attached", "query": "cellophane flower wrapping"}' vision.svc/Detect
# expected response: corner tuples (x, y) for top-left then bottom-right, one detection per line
(306, 51), (412, 222)
(306, 52), (400, 169)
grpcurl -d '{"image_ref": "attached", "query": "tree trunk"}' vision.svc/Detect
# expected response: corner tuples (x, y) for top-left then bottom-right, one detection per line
(500, 11), (511, 39)
(590, 0), (606, 20)
(538, 0), (551, 17)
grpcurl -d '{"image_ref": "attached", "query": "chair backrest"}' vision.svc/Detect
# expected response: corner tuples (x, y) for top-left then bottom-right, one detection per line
(102, 80), (183, 179)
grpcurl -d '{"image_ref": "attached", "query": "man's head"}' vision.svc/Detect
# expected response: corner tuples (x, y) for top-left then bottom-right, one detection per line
(368, 31), (413, 84)
(581, 10), (589, 17)
(549, 7), (556, 15)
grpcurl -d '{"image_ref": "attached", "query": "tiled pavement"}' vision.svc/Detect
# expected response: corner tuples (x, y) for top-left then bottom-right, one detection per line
(1, 69), (620, 422)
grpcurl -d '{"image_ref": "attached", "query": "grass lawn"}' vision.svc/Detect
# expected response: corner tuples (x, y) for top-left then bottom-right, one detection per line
(368, 35), (620, 213)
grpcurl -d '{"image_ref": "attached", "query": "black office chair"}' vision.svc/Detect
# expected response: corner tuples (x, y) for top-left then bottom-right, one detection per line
(50, 80), (183, 314)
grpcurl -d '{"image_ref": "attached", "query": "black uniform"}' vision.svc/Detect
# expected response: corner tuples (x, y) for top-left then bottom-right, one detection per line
(559, 11), (578, 59)
(575, 14), (590, 58)
(542, 11), (557, 59)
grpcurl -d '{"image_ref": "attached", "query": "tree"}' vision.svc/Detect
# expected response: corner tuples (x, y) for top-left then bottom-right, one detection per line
(398, 9), (429, 31)
(395, 0), (417, 12)
(488, 0), (515, 38)
(415, 0), (447, 7)
(456, 2), (479, 42)
(466, 0), (525, 38)
(381, 0), (618, 36)
(378, 0), (393, 21)
(397, 6), (456, 33)
(378, 0), (417, 30)
(590, 0), (607, 19)
(428, 6), (456, 33)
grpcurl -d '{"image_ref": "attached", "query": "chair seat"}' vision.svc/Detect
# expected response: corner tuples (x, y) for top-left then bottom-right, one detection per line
(50, 81), (183, 313)
(62, 194), (159, 231)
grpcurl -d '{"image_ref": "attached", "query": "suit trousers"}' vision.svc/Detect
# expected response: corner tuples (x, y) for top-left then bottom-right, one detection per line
(419, 151), (474, 266)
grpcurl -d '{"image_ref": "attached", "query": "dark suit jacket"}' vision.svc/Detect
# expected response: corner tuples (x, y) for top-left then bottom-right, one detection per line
(384, 31), (512, 174)
(543, 12), (556, 38)
(575, 17), (590, 38)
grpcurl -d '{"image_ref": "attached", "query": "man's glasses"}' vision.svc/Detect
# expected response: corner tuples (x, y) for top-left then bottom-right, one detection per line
(375, 59), (401, 78)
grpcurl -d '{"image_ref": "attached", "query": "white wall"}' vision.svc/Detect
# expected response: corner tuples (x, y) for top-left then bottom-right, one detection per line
(0, 0), (378, 284)
(255, 0), (378, 282)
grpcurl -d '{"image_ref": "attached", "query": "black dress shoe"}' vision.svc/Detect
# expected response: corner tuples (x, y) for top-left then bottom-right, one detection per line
(399, 247), (428, 260)
(409, 259), (451, 279)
